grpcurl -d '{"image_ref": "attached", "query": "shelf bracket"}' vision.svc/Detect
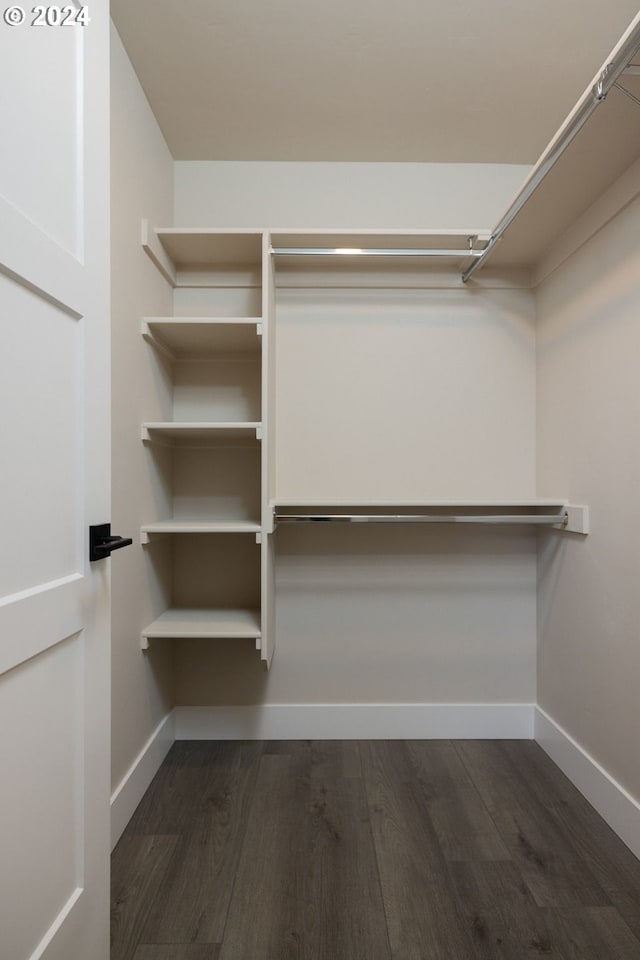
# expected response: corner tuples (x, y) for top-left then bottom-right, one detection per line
(141, 219), (177, 287)
(564, 504), (589, 535)
(141, 320), (176, 362)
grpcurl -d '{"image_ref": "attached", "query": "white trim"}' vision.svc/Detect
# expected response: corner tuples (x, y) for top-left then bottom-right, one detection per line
(28, 887), (82, 960)
(535, 707), (640, 861)
(110, 711), (175, 850)
(112, 705), (640, 867)
(174, 703), (535, 741)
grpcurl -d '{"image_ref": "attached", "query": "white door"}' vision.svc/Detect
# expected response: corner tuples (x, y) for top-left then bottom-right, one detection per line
(0, 4), (111, 958)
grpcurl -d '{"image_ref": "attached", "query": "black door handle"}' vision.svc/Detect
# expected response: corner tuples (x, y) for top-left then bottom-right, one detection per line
(90, 523), (133, 561)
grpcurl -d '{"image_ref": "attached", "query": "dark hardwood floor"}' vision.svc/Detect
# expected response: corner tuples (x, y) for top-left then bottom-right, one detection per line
(111, 740), (640, 959)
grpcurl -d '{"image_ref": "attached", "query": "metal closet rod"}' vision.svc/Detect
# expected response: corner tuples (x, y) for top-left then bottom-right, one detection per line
(275, 513), (568, 526)
(462, 17), (640, 283)
(271, 246), (484, 258)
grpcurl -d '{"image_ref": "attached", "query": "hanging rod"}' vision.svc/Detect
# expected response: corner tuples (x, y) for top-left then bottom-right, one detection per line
(275, 513), (568, 526)
(272, 247), (483, 258)
(462, 15), (640, 283)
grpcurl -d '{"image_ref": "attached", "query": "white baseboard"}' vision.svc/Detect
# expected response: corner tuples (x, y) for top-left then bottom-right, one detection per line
(111, 704), (640, 866)
(174, 702), (535, 741)
(110, 711), (175, 850)
(535, 707), (640, 861)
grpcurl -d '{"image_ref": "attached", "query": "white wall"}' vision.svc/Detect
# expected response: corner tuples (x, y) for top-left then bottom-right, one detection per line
(174, 522), (538, 707)
(174, 161), (530, 230)
(275, 286), (536, 501)
(537, 186), (640, 804)
(110, 28), (175, 801)
(172, 161), (538, 709)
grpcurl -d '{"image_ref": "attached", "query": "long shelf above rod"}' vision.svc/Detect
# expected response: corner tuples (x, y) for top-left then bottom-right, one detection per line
(274, 513), (568, 526)
(462, 12), (640, 283)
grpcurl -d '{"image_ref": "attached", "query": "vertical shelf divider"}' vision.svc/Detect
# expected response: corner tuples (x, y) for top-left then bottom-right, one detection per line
(260, 231), (277, 667)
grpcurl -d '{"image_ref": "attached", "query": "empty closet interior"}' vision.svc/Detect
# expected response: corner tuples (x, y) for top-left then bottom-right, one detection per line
(110, 11), (640, 858)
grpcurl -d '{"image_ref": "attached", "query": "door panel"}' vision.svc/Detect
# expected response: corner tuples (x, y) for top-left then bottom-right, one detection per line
(0, 274), (82, 596)
(0, 4), (111, 958)
(0, 634), (84, 960)
(0, 25), (79, 255)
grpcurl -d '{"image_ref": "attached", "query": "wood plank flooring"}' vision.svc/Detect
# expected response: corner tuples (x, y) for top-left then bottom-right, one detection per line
(111, 740), (640, 959)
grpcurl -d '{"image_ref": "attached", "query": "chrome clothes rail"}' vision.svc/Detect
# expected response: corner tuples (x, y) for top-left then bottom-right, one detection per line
(275, 513), (568, 526)
(271, 247), (484, 259)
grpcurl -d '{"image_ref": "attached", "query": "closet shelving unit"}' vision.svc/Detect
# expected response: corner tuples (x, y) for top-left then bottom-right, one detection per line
(141, 224), (591, 665)
(131, 18), (640, 672)
(141, 226), (275, 664)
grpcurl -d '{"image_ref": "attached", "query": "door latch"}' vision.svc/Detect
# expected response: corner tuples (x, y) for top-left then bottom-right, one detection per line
(89, 523), (133, 561)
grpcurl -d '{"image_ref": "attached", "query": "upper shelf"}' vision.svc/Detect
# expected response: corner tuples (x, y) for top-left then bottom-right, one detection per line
(139, 16), (640, 288)
(477, 14), (640, 281)
(155, 229), (262, 268)
(142, 222), (264, 287)
(488, 76), (640, 276)
(142, 318), (262, 359)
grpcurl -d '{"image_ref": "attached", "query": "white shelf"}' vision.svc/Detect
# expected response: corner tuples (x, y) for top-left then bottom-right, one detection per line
(142, 422), (261, 443)
(142, 223), (264, 287)
(151, 228), (262, 270)
(141, 607), (261, 648)
(488, 64), (640, 274)
(141, 520), (261, 542)
(142, 317), (262, 358)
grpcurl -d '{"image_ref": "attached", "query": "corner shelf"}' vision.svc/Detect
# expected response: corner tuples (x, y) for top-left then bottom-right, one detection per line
(141, 607), (261, 650)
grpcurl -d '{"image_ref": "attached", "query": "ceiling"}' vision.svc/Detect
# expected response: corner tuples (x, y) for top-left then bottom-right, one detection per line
(111, 1), (640, 164)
